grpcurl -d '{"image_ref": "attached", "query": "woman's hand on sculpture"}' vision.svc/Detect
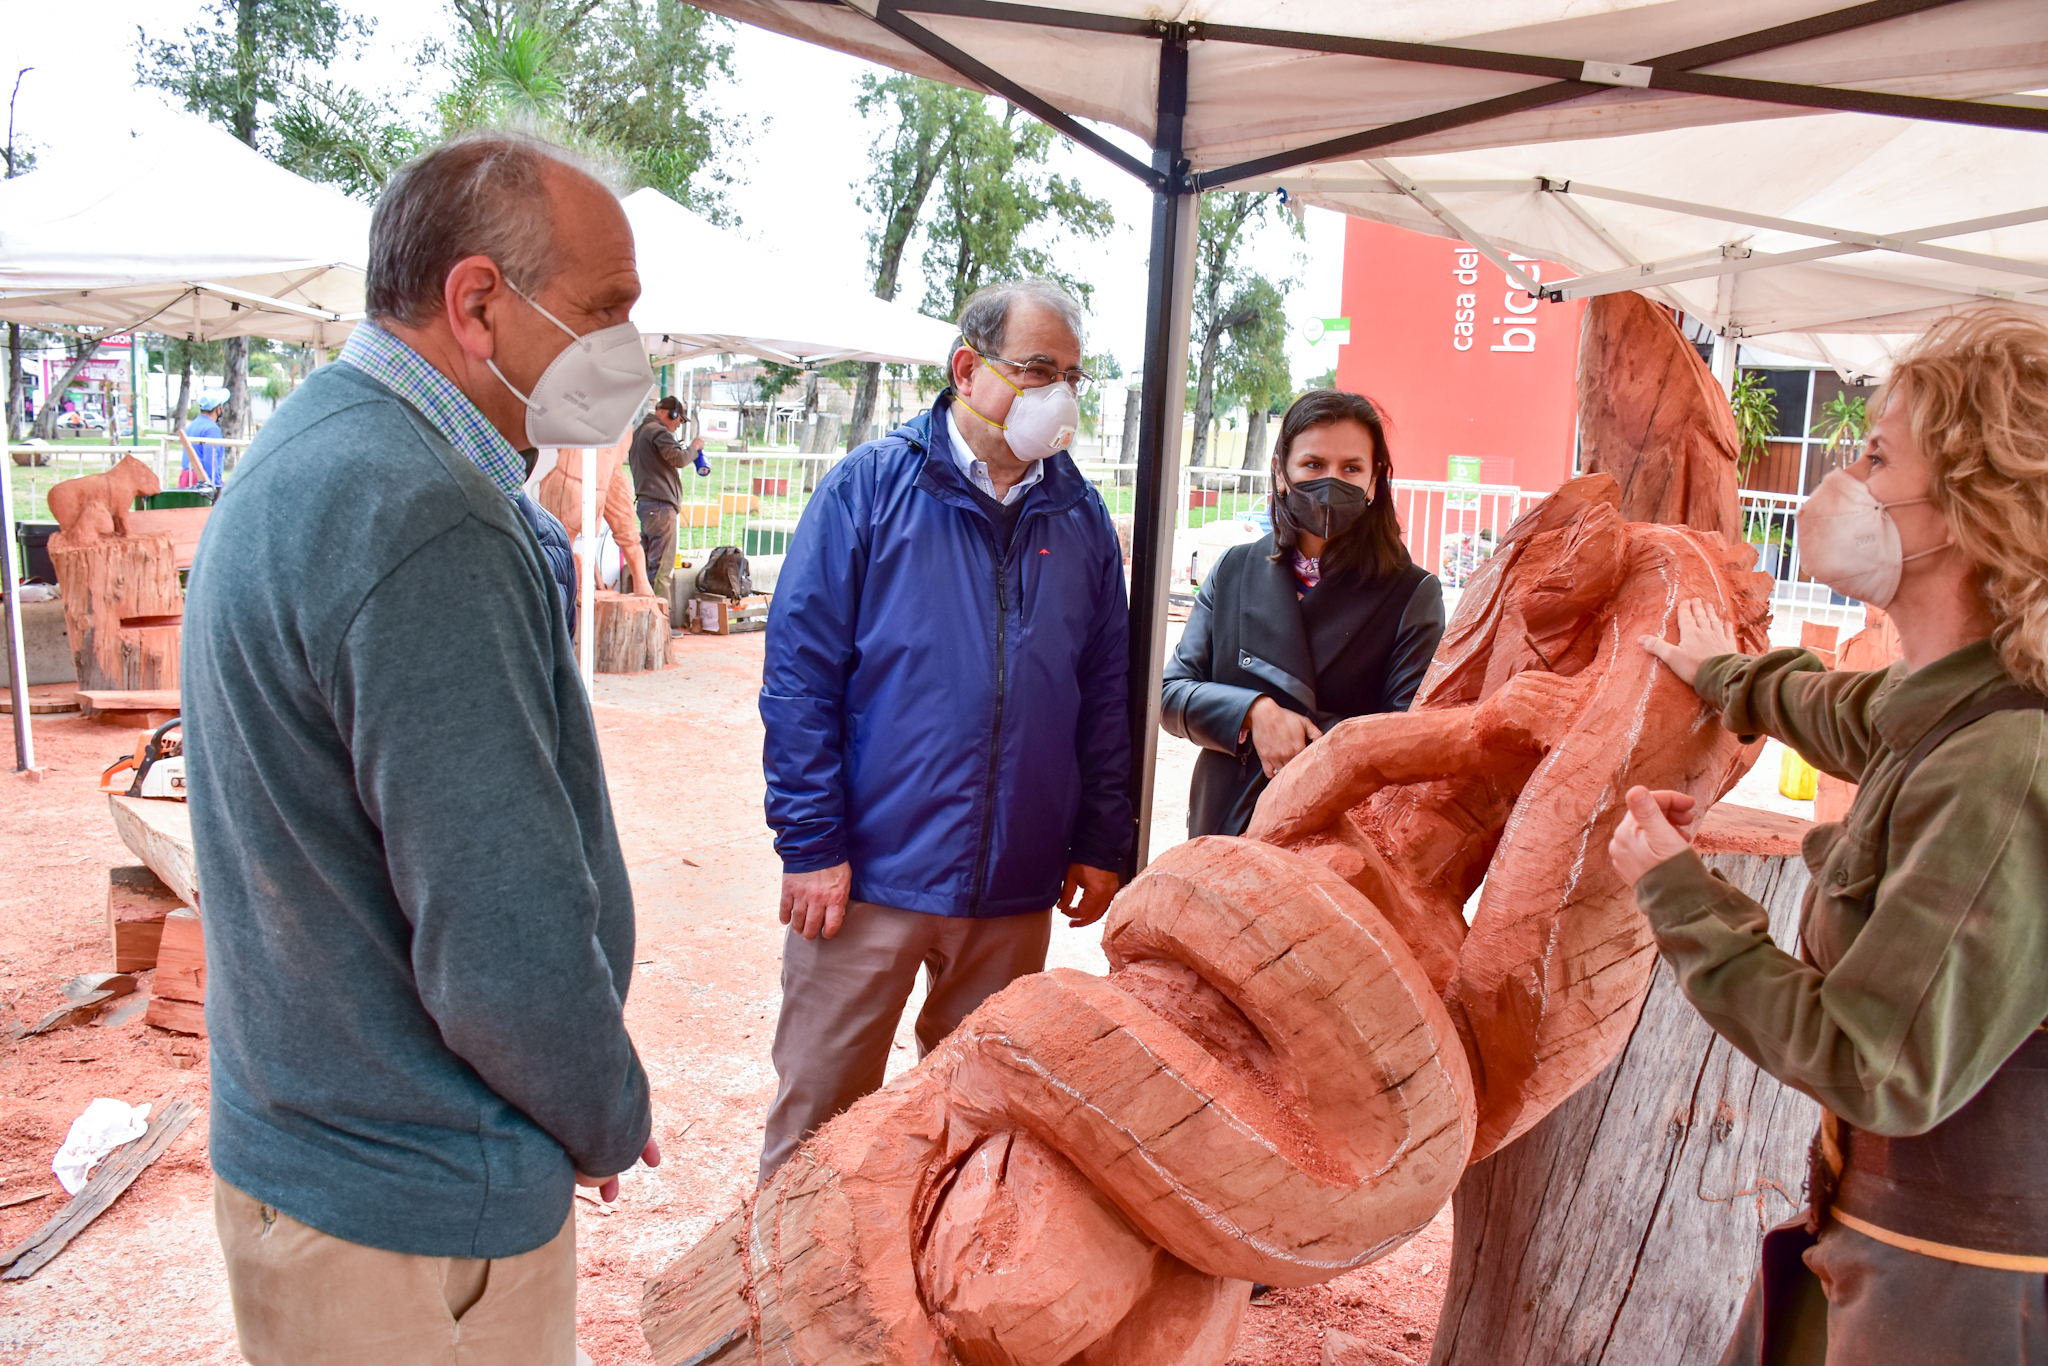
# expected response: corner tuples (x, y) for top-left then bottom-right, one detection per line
(781, 862), (852, 941)
(1248, 696), (1324, 779)
(1609, 786), (1700, 884)
(1639, 598), (1742, 689)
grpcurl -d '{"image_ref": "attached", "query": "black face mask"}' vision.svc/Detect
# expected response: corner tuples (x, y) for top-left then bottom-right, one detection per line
(1276, 476), (1372, 541)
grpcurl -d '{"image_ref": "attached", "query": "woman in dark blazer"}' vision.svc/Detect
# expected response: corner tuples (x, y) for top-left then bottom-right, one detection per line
(1162, 389), (1445, 838)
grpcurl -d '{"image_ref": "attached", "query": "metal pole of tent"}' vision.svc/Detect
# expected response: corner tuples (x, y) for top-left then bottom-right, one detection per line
(1124, 32), (1198, 875)
(2, 450), (34, 773)
(129, 334), (140, 448)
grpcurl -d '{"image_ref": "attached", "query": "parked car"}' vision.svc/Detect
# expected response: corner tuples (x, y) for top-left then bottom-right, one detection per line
(55, 407), (106, 434)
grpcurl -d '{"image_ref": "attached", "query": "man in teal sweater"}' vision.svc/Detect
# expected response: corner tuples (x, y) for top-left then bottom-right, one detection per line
(182, 131), (658, 1364)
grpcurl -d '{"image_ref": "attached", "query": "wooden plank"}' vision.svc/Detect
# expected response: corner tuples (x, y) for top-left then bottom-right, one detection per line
(78, 689), (181, 712)
(1431, 849), (1820, 1366)
(142, 996), (205, 1036)
(0, 686), (81, 715)
(108, 866), (179, 973)
(106, 795), (197, 909)
(0, 1095), (195, 1280)
(152, 910), (204, 1005)
(120, 508), (209, 571)
(1695, 802), (1813, 859)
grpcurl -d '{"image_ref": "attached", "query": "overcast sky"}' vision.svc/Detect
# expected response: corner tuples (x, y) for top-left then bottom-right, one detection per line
(6, 0), (1347, 382)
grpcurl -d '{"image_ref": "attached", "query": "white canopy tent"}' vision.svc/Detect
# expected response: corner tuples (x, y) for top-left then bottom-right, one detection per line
(682, 0), (2048, 863)
(624, 188), (957, 366)
(0, 114), (370, 345)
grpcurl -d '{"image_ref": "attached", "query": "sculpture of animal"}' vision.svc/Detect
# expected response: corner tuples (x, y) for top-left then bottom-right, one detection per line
(46, 455), (161, 551)
(641, 474), (1774, 1366)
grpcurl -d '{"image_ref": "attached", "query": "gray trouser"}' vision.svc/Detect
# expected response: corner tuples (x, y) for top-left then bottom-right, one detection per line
(759, 901), (1051, 1185)
(636, 499), (678, 602)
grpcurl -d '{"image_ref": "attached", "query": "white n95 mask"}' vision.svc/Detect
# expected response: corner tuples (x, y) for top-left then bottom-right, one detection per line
(1000, 379), (1080, 463)
(1795, 469), (1948, 608)
(488, 283), (655, 449)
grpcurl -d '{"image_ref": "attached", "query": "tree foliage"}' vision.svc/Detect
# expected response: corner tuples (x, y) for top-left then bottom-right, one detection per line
(1187, 192), (1299, 467)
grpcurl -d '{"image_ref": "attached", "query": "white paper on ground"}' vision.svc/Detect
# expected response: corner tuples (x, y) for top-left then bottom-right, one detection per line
(51, 1098), (152, 1195)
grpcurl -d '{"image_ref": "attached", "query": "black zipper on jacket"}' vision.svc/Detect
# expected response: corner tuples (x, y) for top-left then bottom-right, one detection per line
(969, 545), (1008, 914)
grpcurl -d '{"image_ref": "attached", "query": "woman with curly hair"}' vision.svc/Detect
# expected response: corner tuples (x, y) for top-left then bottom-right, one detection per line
(1611, 306), (2048, 1364)
(1161, 388), (1443, 837)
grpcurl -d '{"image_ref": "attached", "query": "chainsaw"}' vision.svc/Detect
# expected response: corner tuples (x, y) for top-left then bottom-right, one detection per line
(99, 719), (187, 800)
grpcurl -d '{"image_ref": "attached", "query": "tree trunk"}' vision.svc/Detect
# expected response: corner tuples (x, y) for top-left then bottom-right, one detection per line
(222, 335), (250, 452)
(51, 534), (183, 691)
(849, 361), (881, 451)
(6, 322), (21, 443)
(592, 590), (668, 674)
(1190, 322), (1227, 468)
(1242, 408), (1269, 470)
(1119, 385), (1142, 484)
(33, 336), (106, 441)
(174, 351), (192, 435)
(1430, 809), (1820, 1366)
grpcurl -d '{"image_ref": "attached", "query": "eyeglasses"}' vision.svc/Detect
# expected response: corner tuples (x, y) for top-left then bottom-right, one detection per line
(978, 351), (1095, 394)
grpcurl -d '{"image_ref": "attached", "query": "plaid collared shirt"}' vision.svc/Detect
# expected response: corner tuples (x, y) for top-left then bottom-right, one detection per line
(337, 321), (529, 497)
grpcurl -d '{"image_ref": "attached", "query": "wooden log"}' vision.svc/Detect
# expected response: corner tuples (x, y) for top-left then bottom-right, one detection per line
(0, 1095), (195, 1280)
(1428, 804), (1821, 1366)
(108, 866), (179, 972)
(107, 795), (198, 909)
(141, 997), (205, 1036)
(593, 590), (668, 673)
(49, 533), (182, 691)
(1576, 292), (1742, 538)
(119, 507), (210, 570)
(151, 909), (205, 1005)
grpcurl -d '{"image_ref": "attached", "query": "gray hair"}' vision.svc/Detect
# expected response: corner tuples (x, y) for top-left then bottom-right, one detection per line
(955, 278), (1086, 358)
(366, 130), (605, 327)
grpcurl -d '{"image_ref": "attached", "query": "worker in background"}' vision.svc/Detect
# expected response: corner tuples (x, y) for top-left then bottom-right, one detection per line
(757, 278), (1132, 1185)
(1610, 307), (2048, 1363)
(180, 390), (228, 487)
(628, 393), (705, 602)
(181, 131), (658, 1366)
(1162, 388), (1445, 837)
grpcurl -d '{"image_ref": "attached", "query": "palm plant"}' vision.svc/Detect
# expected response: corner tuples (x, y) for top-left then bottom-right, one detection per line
(1814, 393), (1869, 462)
(1728, 370), (1779, 484)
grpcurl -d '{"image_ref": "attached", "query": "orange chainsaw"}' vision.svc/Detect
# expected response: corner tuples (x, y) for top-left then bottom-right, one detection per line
(99, 719), (186, 800)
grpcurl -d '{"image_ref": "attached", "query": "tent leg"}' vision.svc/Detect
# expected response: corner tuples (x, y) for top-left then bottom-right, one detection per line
(1125, 35), (1196, 875)
(2, 446), (35, 773)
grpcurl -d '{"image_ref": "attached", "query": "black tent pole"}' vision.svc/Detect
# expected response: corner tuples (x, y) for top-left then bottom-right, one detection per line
(1124, 29), (1198, 875)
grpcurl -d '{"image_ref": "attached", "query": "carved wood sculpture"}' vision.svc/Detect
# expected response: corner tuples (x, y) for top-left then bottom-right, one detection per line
(45, 456), (184, 692)
(641, 474), (1774, 1366)
(1576, 292), (1742, 538)
(535, 440), (656, 599)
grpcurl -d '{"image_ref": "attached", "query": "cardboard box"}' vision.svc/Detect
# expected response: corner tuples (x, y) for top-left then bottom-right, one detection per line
(689, 594), (769, 636)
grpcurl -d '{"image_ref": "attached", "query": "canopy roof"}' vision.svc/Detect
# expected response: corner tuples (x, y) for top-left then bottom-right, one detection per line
(0, 115), (370, 344)
(694, 0), (2048, 376)
(624, 188), (958, 366)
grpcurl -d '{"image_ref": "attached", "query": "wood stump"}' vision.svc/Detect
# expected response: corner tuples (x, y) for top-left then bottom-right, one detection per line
(592, 591), (668, 674)
(1429, 807), (1820, 1366)
(50, 534), (182, 691)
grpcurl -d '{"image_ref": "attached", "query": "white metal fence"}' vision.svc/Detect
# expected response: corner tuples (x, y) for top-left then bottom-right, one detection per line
(7, 439), (257, 522)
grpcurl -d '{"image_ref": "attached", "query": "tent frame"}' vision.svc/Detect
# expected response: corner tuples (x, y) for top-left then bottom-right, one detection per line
(766, 0), (2048, 867)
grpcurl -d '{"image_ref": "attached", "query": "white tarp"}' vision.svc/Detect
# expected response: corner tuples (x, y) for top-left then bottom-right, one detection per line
(624, 188), (958, 366)
(690, 0), (2048, 376)
(0, 113), (369, 344)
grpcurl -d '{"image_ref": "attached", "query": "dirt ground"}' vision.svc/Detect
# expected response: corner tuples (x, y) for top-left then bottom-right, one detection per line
(0, 631), (1450, 1365)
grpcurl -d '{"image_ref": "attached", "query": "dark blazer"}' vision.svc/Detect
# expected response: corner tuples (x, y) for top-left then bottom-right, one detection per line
(1161, 534), (1444, 838)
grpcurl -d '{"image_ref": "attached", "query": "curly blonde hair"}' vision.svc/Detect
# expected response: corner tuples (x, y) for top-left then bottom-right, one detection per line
(1886, 307), (2048, 692)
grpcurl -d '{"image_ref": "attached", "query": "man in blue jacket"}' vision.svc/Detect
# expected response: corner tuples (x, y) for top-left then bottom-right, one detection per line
(759, 278), (1132, 1182)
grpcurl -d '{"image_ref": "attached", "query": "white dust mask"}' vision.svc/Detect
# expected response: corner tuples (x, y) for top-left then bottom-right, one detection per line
(487, 283), (655, 450)
(1794, 469), (1949, 608)
(957, 355), (1079, 463)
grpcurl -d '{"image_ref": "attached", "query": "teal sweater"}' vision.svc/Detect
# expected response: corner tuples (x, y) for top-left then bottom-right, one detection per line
(182, 362), (650, 1258)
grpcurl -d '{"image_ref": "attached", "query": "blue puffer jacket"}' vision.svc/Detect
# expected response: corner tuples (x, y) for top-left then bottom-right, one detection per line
(761, 393), (1132, 917)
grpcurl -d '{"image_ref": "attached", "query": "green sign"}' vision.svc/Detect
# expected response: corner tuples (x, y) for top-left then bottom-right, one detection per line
(1304, 316), (1352, 346)
(1447, 455), (1483, 507)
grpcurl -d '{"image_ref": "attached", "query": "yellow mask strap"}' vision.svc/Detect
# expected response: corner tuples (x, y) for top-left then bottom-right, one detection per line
(955, 353), (1021, 432)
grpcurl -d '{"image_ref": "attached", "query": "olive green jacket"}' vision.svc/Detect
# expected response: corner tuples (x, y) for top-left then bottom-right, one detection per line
(1635, 639), (2048, 1137)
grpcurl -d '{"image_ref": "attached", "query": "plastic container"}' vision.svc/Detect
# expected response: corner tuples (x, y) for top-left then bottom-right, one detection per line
(1778, 747), (1819, 802)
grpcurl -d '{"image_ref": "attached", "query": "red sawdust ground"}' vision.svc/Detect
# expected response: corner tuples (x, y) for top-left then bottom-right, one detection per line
(0, 633), (1449, 1364)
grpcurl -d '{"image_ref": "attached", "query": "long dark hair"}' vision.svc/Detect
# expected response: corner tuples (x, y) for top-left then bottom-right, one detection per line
(1268, 389), (1409, 581)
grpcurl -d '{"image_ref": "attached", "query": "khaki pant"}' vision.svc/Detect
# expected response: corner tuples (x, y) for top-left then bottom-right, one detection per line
(214, 1179), (579, 1366)
(759, 901), (1051, 1185)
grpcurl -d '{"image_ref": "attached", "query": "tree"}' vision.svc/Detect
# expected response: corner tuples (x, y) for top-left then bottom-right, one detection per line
(1187, 192), (1300, 468)
(7, 67), (39, 442)
(138, 0), (371, 440)
(846, 74), (977, 446)
(920, 102), (1113, 321)
(1211, 277), (1289, 470)
(31, 333), (109, 442)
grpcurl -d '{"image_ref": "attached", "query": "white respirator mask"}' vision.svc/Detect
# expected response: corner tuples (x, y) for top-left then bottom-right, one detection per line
(958, 354), (1079, 463)
(487, 282), (655, 450)
(1794, 469), (1950, 608)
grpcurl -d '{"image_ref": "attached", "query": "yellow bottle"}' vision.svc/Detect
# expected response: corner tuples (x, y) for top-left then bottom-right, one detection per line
(1778, 747), (1819, 802)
